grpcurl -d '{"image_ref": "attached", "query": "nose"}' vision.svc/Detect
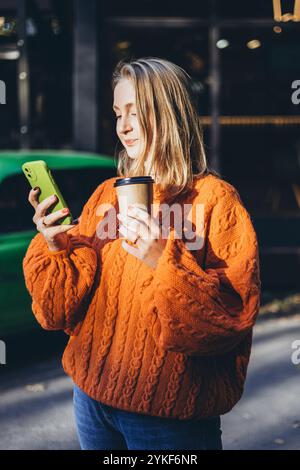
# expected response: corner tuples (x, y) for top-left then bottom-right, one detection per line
(119, 115), (133, 134)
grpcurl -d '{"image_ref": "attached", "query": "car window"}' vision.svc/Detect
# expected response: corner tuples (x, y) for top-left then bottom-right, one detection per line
(0, 166), (116, 234)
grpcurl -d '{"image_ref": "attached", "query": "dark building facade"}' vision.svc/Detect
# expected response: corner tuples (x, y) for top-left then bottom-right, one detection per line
(0, 0), (300, 287)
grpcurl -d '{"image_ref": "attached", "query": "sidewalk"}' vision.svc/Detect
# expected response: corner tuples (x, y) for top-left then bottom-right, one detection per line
(222, 312), (300, 449)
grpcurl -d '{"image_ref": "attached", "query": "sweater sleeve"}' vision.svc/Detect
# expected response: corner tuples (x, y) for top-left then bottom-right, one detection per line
(143, 187), (261, 356)
(22, 181), (107, 335)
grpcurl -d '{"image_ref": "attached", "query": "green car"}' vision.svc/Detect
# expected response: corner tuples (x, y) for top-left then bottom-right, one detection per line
(0, 150), (116, 338)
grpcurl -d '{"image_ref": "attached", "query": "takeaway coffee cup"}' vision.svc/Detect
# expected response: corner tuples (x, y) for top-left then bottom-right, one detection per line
(114, 176), (155, 243)
(114, 176), (155, 216)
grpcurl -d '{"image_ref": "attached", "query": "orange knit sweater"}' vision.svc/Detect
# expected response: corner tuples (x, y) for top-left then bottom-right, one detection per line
(22, 174), (261, 420)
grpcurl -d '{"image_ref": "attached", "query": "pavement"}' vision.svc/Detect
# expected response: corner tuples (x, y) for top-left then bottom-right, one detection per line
(222, 313), (300, 450)
(0, 314), (300, 450)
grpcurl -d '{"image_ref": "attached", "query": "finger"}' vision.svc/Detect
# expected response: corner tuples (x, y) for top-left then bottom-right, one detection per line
(118, 213), (150, 239)
(36, 218), (76, 234)
(28, 187), (41, 209)
(127, 206), (161, 238)
(43, 208), (71, 226)
(127, 206), (151, 227)
(35, 194), (59, 219)
(125, 214), (159, 241)
(119, 216), (151, 241)
(54, 224), (77, 233)
(43, 224), (78, 239)
(118, 223), (139, 242)
(118, 214), (140, 232)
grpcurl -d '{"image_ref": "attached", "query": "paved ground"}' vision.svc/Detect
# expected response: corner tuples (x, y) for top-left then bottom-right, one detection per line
(222, 314), (300, 450)
(0, 314), (300, 450)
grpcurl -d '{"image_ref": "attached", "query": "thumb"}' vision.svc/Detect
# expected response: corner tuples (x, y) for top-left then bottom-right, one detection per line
(58, 223), (78, 233)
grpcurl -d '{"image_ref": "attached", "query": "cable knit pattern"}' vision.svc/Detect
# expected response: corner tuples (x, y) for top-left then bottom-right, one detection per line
(22, 174), (261, 420)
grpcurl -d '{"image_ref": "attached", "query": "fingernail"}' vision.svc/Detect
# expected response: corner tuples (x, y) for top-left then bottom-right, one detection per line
(62, 208), (69, 213)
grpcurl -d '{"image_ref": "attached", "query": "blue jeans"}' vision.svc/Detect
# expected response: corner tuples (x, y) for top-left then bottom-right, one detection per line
(73, 383), (223, 450)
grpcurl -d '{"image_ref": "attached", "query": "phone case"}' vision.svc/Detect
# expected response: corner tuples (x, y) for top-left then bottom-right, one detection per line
(22, 160), (73, 225)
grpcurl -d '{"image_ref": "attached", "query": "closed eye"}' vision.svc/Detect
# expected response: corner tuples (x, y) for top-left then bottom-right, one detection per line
(115, 113), (136, 120)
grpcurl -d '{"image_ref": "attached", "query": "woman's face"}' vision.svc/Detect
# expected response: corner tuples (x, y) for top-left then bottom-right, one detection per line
(113, 78), (144, 160)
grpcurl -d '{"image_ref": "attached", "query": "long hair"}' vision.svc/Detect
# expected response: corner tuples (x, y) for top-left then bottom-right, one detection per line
(112, 57), (219, 199)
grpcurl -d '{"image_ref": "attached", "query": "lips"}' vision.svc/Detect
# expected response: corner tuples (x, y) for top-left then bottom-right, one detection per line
(125, 139), (138, 146)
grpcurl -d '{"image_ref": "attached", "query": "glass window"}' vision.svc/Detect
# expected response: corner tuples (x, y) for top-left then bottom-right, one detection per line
(100, 1), (211, 18)
(218, 25), (300, 215)
(217, 0), (274, 19)
(98, 23), (210, 156)
(0, 6), (19, 148)
(0, 0), (73, 149)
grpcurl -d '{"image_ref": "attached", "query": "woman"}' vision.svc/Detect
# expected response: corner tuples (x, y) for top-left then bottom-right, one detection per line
(23, 57), (261, 450)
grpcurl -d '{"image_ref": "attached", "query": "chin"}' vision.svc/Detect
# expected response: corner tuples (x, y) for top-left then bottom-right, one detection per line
(126, 150), (140, 160)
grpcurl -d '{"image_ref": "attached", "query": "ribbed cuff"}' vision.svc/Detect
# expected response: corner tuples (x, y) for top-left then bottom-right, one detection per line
(46, 235), (72, 256)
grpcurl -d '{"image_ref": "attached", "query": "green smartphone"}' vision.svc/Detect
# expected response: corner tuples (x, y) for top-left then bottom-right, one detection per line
(22, 160), (73, 225)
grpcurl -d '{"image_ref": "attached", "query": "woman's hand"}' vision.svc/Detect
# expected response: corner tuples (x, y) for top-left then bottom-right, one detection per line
(117, 204), (167, 270)
(28, 187), (78, 252)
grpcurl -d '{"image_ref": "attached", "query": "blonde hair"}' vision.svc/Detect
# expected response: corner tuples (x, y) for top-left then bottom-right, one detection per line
(112, 57), (218, 200)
